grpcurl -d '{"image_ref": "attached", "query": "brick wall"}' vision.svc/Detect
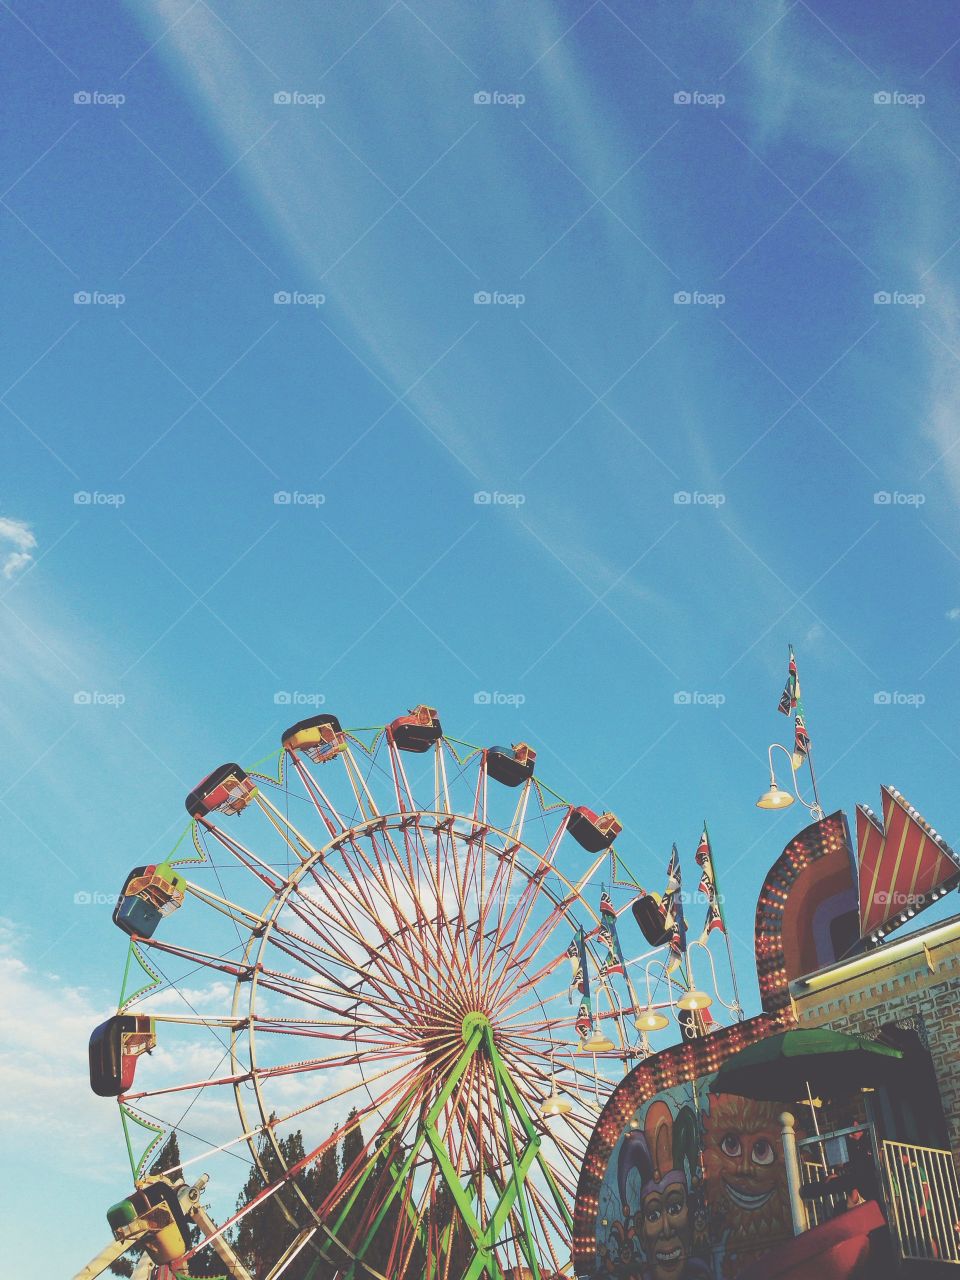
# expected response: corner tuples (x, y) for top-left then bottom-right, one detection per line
(792, 934), (960, 1150)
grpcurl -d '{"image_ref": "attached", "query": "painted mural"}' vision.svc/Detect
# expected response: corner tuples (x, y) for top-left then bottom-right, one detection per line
(591, 1078), (799, 1279)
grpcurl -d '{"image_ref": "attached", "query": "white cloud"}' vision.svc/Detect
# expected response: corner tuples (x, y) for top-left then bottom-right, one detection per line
(947, 607), (960, 621)
(0, 516), (36, 579)
(0, 917), (118, 1160)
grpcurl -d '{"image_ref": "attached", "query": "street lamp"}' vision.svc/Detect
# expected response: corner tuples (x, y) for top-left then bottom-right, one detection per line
(756, 743), (823, 820)
(540, 1058), (573, 1118)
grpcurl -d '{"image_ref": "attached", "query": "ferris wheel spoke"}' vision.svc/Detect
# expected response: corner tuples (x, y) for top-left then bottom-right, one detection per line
(253, 791), (317, 864)
(198, 819), (285, 893)
(288, 754), (349, 837)
(189, 1058), (440, 1267)
(338, 742), (383, 821)
(265, 920), (427, 1023)
(185, 881), (262, 929)
(253, 969), (423, 1036)
(287, 875), (444, 1023)
(486, 848), (607, 1008)
(140, 935), (252, 982)
(384, 737), (418, 814)
(351, 826), (458, 982)
(488, 811), (570, 948)
(316, 831), (452, 1000)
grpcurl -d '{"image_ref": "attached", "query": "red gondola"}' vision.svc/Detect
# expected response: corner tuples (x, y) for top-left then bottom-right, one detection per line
(184, 763), (256, 818)
(388, 705), (442, 753)
(89, 1015), (156, 1096)
(486, 743), (536, 787)
(568, 806), (622, 852)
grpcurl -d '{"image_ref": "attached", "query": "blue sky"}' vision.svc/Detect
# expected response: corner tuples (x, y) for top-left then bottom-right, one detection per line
(4, 1), (960, 1273)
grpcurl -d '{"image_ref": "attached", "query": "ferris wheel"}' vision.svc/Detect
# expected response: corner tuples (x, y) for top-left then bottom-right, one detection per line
(80, 706), (673, 1280)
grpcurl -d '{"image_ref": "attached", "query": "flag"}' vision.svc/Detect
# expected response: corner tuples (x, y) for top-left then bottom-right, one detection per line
(778, 644), (798, 715)
(566, 936), (583, 995)
(662, 845), (687, 972)
(695, 827), (725, 943)
(794, 703), (811, 759)
(599, 889), (625, 976)
(701, 896), (724, 943)
(574, 926), (593, 1039)
(575, 999), (593, 1040)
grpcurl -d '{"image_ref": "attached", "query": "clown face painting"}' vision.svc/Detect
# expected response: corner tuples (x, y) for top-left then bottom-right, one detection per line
(601, 1099), (711, 1280)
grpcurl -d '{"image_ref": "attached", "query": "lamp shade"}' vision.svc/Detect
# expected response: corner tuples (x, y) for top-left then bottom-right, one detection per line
(756, 783), (794, 810)
(634, 1007), (669, 1032)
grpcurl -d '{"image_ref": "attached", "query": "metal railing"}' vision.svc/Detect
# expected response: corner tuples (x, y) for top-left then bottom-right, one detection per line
(799, 1158), (849, 1229)
(880, 1139), (960, 1264)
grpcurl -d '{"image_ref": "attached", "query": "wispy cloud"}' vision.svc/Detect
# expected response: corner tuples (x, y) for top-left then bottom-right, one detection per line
(0, 517), (37, 579)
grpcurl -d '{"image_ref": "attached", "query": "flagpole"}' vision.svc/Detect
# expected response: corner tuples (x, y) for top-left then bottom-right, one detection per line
(804, 738), (824, 818)
(704, 820), (743, 1020)
(792, 644), (824, 819)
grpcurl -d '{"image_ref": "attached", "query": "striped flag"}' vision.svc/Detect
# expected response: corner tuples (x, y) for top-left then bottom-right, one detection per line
(566, 935), (583, 995)
(661, 845), (687, 971)
(778, 644), (798, 714)
(574, 926), (593, 1039)
(575, 999), (593, 1039)
(599, 889), (625, 976)
(794, 703), (811, 759)
(695, 827), (725, 943)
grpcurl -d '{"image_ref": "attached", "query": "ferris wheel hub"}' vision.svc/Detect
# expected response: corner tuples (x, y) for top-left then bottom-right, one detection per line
(461, 1010), (492, 1045)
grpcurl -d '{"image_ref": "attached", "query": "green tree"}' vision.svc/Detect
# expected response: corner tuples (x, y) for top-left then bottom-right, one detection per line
(233, 1118), (340, 1280)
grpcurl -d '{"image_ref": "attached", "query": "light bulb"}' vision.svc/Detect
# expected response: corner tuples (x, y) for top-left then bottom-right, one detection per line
(678, 987), (712, 1012)
(634, 1007), (669, 1032)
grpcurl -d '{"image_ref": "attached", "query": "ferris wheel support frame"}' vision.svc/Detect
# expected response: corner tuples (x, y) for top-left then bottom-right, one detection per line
(299, 1011), (573, 1280)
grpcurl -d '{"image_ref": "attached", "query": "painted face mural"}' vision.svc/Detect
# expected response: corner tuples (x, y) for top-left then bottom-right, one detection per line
(594, 1084), (795, 1280)
(603, 1099), (711, 1280)
(701, 1094), (791, 1253)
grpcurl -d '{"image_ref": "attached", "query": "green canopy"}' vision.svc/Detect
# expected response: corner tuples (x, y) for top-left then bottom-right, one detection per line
(710, 1028), (904, 1102)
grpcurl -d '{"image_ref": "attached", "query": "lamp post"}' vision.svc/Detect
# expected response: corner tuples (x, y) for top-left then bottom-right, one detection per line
(756, 743), (824, 821)
(634, 957), (672, 1033)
